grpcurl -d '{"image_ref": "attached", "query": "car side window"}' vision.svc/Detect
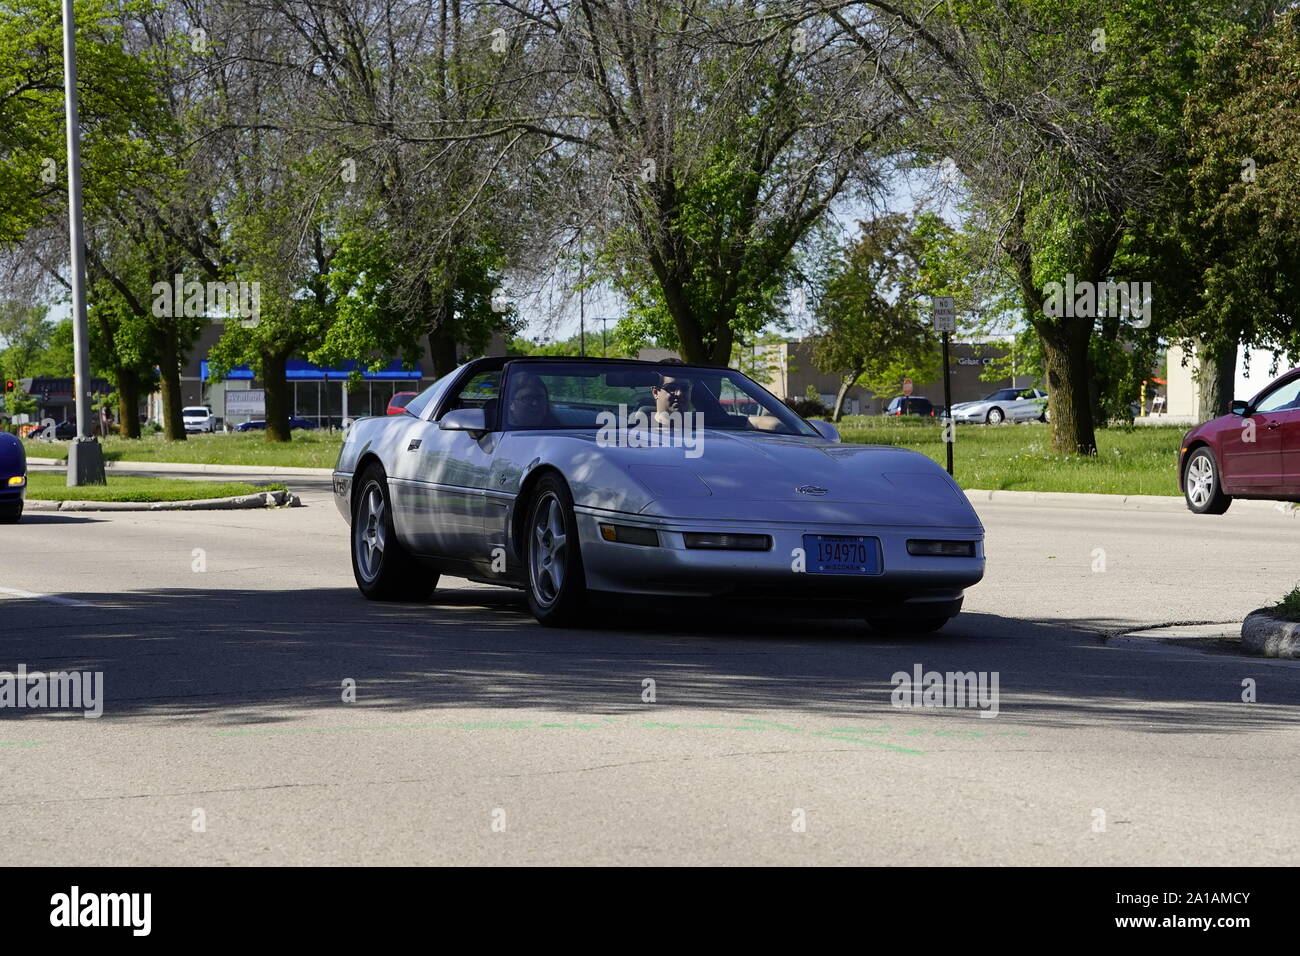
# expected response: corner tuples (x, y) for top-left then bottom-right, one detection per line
(402, 382), (442, 420)
(1254, 378), (1300, 413)
(437, 371), (500, 416)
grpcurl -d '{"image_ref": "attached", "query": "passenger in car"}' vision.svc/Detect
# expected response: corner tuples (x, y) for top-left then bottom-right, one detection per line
(506, 373), (560, 429)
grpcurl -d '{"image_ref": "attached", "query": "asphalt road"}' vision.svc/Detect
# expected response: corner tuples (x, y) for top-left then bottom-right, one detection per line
(2, 477), (1298, 865)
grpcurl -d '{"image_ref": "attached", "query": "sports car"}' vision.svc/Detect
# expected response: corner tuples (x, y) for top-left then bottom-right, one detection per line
(332, 357), (985, 630)
(949, 387), (1049, 424)
(0, 431), (27, 522)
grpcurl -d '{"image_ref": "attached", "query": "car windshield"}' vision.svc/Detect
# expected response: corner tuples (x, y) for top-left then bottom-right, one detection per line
(499, 361), (819, 437)
(182, 407), (209, 416)
(983, 389), (1020, 401)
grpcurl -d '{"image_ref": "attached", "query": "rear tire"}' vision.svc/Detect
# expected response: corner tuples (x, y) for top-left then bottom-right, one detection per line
(1183, 447), (1231, 515)
(351, 464), (436, 600)
(524, 474), (589, 627)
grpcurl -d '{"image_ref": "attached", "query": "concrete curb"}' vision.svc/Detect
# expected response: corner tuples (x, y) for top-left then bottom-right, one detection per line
(26, 457), (331, 477)
(1241, 610), (1300, 659)
(25, 490), (302, 512)
(964, 488), (1299, 515)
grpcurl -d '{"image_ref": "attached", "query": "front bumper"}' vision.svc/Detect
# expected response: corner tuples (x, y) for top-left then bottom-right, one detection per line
(574, 507), (983, 606)
(1, 474), (26, 507)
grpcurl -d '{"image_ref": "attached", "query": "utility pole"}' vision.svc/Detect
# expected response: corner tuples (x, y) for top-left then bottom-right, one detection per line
(578, 239), (585, 357)
(931, 297), (957, 477)
(62, 0), (104, 485)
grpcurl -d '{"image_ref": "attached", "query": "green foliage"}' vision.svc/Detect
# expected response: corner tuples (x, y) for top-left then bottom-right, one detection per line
(1178, 10), (1300, 358)
(810, 214), (941, 406)
(0, 0), (168, 244)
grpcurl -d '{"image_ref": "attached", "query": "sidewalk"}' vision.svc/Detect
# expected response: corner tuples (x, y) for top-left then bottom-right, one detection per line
(26, 457), (332, 477)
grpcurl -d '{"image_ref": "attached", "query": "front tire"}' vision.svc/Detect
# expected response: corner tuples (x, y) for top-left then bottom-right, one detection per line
(0, 503), (21, 523)
(986, 407), (1005, 424)
(524, 474), (588, 626)
(351, 465), (436, 600)
(1184, 448), (1231, 515)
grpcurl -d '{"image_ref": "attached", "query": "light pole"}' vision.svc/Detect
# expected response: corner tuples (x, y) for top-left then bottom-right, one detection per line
(593, 317), (613, 356)
(62, 0), (104, 485)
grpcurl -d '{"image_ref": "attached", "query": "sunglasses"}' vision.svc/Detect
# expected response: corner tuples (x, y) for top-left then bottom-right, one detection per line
(513, 393), (546, 406)
(656, 382), (692, 395)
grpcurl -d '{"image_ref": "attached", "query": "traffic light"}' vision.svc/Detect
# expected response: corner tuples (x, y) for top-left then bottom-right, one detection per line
(3, 381), (13, 393)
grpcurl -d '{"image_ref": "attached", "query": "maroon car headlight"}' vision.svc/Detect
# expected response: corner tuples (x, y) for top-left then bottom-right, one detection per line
(907, 539), (976, 557)
(683, 532), (771, 551)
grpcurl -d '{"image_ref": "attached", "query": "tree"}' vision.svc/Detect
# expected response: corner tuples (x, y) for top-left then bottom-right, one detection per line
(811, 214), (939, 421)
(1176, 9), (1300, 417)
(0, 301), (54, 382)
(831, 0), (1258, 452)
(263, 0), (529, 382)
(521, 0), (896, 365)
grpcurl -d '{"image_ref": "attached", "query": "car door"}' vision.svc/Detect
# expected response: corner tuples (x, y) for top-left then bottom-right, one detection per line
(393, 370), (501, 561)
(1264, 377), (1300, 492)
(1223, 376), (1300, 489)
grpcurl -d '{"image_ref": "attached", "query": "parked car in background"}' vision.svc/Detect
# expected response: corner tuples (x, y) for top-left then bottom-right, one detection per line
(949, 388), (1049, 424)
(386, 391), (420, 415)
(234, 416), (318, 432)
(883, 396), (937, 417)
(1180, 367), (1300, 514)
(0, 431), (27, 522)
(182, 406), (217, 433)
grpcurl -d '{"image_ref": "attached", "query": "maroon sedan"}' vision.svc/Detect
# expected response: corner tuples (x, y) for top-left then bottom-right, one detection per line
(1179, 368), (1300, 514)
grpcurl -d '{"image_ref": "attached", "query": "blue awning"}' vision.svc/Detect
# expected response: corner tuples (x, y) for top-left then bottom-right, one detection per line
(202, 359), (422, 381)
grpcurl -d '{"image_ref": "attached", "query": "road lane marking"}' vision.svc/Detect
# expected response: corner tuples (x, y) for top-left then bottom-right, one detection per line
(0, 587), (93, 607)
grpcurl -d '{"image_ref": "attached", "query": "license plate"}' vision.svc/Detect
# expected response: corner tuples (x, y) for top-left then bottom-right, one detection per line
(803, 535), (880, 575)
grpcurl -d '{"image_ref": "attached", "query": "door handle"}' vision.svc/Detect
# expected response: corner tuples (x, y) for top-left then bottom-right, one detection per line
(1268, 423), (1281, 430)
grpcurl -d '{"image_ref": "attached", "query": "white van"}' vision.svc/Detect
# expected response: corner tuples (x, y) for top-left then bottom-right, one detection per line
(182, 406), (216, 433)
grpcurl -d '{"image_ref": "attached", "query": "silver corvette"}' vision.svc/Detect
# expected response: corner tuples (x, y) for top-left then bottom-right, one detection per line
(333, 357), (985, 629)
(949, 387), (1049, 424)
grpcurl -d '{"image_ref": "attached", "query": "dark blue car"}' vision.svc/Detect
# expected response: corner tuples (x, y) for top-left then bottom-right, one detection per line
(234, 416), (318, 432)
(0, 432), (27, 522)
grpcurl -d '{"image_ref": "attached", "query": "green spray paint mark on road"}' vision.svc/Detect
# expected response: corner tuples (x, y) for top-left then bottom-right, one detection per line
(211, 716), (1029, 755)
(740, 719), (925, 755)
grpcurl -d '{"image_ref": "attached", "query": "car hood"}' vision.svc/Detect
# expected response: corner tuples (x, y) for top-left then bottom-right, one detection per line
(580, 430), (980, 528)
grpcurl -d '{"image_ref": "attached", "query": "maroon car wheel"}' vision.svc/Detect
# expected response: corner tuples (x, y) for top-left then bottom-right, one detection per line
(1184, 448), (1231, 515)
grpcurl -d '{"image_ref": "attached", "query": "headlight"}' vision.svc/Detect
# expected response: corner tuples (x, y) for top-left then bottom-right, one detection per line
(683, 532), (771, 551)
(6, 475), (24, 486)
(907, 539), (976, 557)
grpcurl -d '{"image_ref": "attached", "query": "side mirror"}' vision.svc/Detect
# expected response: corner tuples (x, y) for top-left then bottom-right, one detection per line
(808, 419), (841, 442)
(1230, 400), (1250, 417)
(439, 407), (487, 434)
